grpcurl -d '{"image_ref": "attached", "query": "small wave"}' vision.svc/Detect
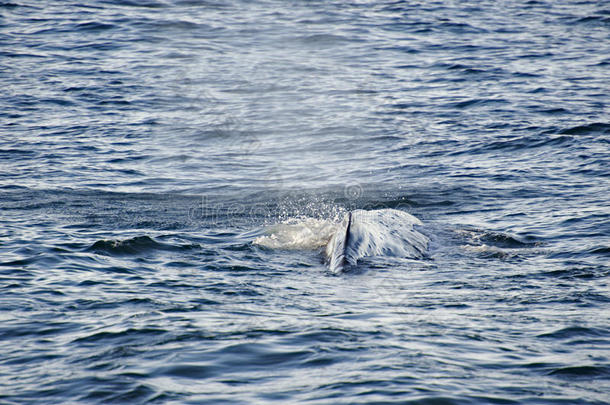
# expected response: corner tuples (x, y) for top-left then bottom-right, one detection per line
(100, 0), (167, 8)
(460, 244), (515, 259)
(535, 107), (570, 115)
(41, 97), (76, 107)
(540, 265), (609, 280)
(87, 236), (197, 256)
(0, 148), (38, 158)
(478, 231), (536, 249)
(437, 21), (488, 34)
(74, 22), (116, 32)
(134, 19), (209, 31)
(448, 134), (572, 156)
(446, 98), (509, 109)
(596, 58), (610, 66)
(537, 326), (608, 339)
(559, 122), (610, 135)
(154, 364), (215, 379)
(456, 228), (541, 260)
(72, 42), (124, 51)
(588, 245), (610, 256)
(80, 383), (157, 404)
(573, 15), (610, 26)
(87, 236), (163, 255)
(0, 256), (39, 267)
(456, 228), (537, 249)
(253, 218), (338, 250)
(549, 365), (610, 379)
(71, 327), (166, 344)
(296, 34), (354, 46)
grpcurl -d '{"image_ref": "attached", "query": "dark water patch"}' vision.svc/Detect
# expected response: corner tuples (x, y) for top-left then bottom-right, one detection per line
(573, 15), (610, 26)
(132, 18), (211, 32)
(72, 41), (124, 52)
(27, 374), (161, 405)
(472, 248), (519, 260)
(528, 86), (547, 94)
(559, 122), (610, 135)
(549, 365), (610, 379)
(478, 231), (537, 249)
(537, 326), (608, 340)
(587, 245), (610, 256)
(288, 328), (359, 346)
(445, 63), (473, 71)
(81, 383), (158, 404)
(87, 236), (166, 256)
(206, 342), (313, 371)
(86, 234), (200, 256)
(512, 71), (542, 78)
(448, 133), (573, 156)
(99, 0), (168, 8)
(437, 21), (488, 34)
(0, 148), (38, 157)
(0, 51), (46, 59)
(76, 279), (104, 287)
(70, 346), (141, 370)
(441, 63), (506, 77)
(65, 297), (157, 311)
(159, 299), (221, 312)
(155, 364), (216, 379)
(540, 265), (610, 280)
(532, 107), (571, 115)
(574, 291), (610, 304)
(596, 58), (610, 66)
(446, 98), (509, 109)
(550, 243), (610, 260)
(74, 22), (117, 32)
(456, 228), (539, 250)
(174, 0), (228, 7)
(0, 321), (82, 340)
(41, 97), (76, 107)
(71, 327), (167, 345)
(0, 256), (40, 267)
(1, 352), (62, 366)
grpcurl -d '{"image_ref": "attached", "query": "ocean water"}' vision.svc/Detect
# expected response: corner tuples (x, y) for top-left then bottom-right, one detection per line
(1, 0), (609, 403)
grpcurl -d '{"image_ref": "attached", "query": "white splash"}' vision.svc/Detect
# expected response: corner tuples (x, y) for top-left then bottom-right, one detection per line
(254, 209), (429, 272)
(253, 217), (338, 250)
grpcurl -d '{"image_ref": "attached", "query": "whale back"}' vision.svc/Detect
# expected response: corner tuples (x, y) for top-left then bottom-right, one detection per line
(325, 209), (428, 272)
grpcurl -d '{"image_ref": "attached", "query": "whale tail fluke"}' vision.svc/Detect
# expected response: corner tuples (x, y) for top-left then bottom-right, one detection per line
(325, 209), (428, 273)
(325, 211), (352, 272)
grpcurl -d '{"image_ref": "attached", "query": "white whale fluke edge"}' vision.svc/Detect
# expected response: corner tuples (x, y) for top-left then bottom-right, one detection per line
(325, 209), (429, 273)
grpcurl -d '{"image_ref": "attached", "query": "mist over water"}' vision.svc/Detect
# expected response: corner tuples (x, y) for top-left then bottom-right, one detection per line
(1, 0), (609, 404)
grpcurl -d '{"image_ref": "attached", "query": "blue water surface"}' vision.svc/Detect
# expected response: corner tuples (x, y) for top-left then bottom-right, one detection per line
(1, 0), (609, 404)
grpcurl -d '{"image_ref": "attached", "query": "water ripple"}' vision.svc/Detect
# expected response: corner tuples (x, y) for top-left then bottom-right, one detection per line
(0, 0), (608, 403)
